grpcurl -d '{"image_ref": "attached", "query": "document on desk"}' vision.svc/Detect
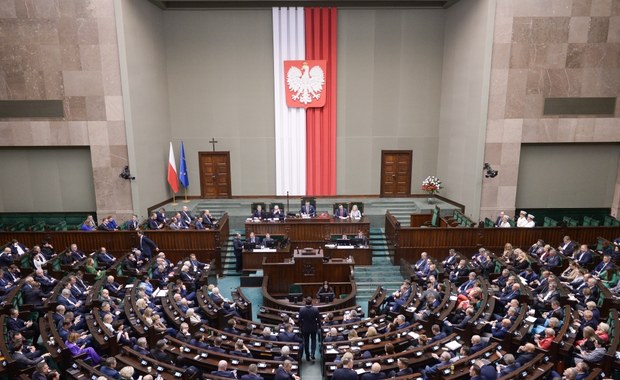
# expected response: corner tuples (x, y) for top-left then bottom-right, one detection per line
(253, 248), (277, 252)
(337, 246), (354, 249)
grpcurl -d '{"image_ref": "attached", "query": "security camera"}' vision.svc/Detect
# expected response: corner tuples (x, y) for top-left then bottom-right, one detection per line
(483, 163), (498, 178)
(120, 165), (135, 180)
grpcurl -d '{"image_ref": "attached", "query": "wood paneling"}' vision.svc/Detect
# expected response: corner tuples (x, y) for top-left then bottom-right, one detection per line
(245, 217), (370, 247)
(386, 211), (620, 263)
(0, 214), (229, 274)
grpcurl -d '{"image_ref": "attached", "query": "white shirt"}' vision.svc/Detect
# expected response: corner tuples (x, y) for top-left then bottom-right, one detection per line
(499, 221), (511, 228)
(516, 217), (528, 227)
(524, 220), (535, 228)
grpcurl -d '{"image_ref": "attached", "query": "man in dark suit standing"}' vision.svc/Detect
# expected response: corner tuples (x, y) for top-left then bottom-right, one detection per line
(233, 233), (244, 272)
(298, 297), (320, 362)
(137, 231), (159, 260)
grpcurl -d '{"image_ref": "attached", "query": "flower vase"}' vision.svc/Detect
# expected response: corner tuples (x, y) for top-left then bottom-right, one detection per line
(427, 192), (437, 204)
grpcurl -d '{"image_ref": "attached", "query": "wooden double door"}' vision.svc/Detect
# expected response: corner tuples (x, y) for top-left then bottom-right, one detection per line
(380, 150), (412, 197)
(199, 152), (231, 198)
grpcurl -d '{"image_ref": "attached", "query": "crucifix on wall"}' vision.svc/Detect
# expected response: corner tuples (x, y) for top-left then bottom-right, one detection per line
(209, 138), (218, 152)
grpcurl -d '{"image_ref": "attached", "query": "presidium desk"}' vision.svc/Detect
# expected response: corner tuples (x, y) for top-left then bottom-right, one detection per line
(244, 215), (370, 248)
(262, 248), (355, 295)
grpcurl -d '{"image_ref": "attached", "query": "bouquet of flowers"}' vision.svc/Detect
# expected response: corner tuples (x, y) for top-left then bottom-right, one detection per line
(421, 176), (442, 195)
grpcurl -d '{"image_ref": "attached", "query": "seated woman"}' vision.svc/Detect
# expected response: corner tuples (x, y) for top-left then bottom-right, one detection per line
(316, 281), (334, 300)
(65, 332), (101, 364)
(350, 205), (362, 220)
(80, 215), (96, 231)
(84, 258), (104, 280)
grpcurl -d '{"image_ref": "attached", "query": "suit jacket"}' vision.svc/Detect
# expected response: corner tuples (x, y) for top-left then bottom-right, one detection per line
(576, 251), (593, 266)
(361, 372), (386, 380)
(98, 251), (115, 264)
(301, 204), (316, 216)
(150, 349), (174, 364)
(499, 363), (521, 377)
(516, 352), (536, 366)
(470, 342), (487, 354)
(253, 210), (266, 219)
(148, 219), (160, 230)
(233, 238), (244, 254)
(277, 331), (302, 343)
(560, 241), (576, 256)
(332, 368), (358, 380)
(139, 235), (158, 259)
(429, 331), (447, 343)
(546, 255), (561, 268)
(492, 326), (510, 339)
(22, 286), (45, 306)
(7, 317), (29, 333)
(211, 370), (236, 378)
(99, 366), (120, 379)
(334, 208), (348, 218)
(298, 304), (321, 334)
(274, 367), (295, 380)
(10, 243), (27, 256)
(241, 374), (264, 380)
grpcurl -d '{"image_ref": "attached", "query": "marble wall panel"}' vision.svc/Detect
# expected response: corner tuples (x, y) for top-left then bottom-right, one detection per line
(481, 0), (620, 216)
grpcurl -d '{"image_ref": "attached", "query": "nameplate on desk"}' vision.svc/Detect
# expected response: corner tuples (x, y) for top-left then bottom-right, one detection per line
(337, 246), (354, 250)
(253, 248), (277, 253)
(325, 244), (337, 248)
(152, 289), (168, 298)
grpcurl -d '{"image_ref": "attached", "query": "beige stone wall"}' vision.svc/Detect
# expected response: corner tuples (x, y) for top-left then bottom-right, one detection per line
(480, 0), (620, 219)
(0, 0), (133, 218)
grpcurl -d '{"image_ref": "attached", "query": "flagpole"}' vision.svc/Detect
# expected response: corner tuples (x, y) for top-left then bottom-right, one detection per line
(171, 193), (178, 206)
(183, 188), (190, 203)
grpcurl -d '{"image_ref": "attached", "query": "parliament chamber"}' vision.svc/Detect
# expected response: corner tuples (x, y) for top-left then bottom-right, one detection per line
(0, 205), (619, 380)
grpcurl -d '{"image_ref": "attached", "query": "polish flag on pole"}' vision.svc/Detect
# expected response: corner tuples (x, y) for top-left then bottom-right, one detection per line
(167, 142), (179, 193)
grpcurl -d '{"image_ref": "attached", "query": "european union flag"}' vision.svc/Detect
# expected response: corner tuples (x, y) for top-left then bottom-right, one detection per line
(179, 141), (189, 188)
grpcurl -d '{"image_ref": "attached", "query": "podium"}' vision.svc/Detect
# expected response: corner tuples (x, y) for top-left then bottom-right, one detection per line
(262, 249), (354, 294)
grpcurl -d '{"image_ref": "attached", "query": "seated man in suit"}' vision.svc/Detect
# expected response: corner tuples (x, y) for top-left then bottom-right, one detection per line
(104, 275), (125, 298)
(389, 358), (413, 378)
(9, 239), (28, 256)
(491, 318), (512, 339)
(33, 269), (57, 293)
(155, 207), (167, 224)
(201, 209), (217, 228)
(150, 339), (174, 364)
(241, 364), (265, 380)
(334, 204), (349, 219)
(96, 247), (116, 269)
(275, 360), (300, 380)
(277, 323), (302, 343)
(423, 352), (451, 379)
(497, 354), (520, 377)
(97, 216), (114, 231)
(0, 247), (15, 268)
(194, 216), (208, 230)
(263, 233), (275, 248)
(180, 205), (194, 227)
(99, 357), (120, 379)
(428, 324), (447, 343)
(148, 212), (163, 230)
(575, 244), (594, 266)
(132, 337), (150, 356)
(246, 232), (260, 247)
(470, 335), (487, 354)
(361, 363), (385, 380)
(559, 235), (576, 256)
(252, 205), (266, 219)
(211, 360), (236, 378)
(323, 328), (344, 342)
(301, 200), (316, 217)
(273, 346), (297, 362)
(271, 204), (284, 219)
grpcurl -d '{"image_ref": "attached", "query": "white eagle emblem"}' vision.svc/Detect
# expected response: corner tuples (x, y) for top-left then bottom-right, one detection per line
(286, 62), (325, 105)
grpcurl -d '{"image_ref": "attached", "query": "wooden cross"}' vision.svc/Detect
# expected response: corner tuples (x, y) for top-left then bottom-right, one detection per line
(209, 138), (218, 152)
